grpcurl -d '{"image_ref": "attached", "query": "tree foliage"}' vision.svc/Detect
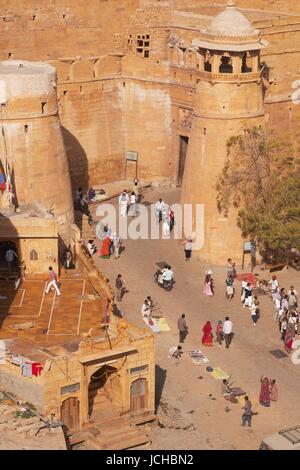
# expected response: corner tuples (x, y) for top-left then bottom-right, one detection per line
(216, 127), (300, 261)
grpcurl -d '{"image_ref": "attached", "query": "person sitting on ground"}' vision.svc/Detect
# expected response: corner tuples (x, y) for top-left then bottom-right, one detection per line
(161, 265), (174, 283)
(87, 239), (97, 256)
(87, 187), (96, 202)
(141, 299), (152, 318)
(168, 345), (183, 359)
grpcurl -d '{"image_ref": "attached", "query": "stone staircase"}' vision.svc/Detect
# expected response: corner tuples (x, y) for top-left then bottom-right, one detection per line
(68, 390), (151, 450)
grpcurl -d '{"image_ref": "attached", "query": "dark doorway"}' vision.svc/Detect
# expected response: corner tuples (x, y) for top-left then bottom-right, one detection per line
(178, 135), (189, 186)
(130, 378), (148, 414)
(88, 365), (117, 417)
(61, 397), (80, 431)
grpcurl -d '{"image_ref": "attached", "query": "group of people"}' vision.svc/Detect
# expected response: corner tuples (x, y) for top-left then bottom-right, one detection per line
(201, 317), (234, 349)
(270, 276), (299, 353)
(92, 224), (123, 260)
(119, 189), (139, 217)
(154, 198), (175, 236)
(259, 376), (278, 407)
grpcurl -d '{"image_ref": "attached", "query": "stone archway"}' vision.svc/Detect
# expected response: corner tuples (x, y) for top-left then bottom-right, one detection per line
(88, 365), (118, 418)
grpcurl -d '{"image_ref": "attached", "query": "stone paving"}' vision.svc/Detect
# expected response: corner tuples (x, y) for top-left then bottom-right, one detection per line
(88, 186), (300, 450)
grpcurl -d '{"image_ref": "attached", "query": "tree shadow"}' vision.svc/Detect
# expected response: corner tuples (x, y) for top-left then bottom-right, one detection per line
(155, 364), (167, 413)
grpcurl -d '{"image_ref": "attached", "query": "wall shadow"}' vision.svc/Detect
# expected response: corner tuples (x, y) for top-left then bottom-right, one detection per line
(155, 364), (167, 413)
(62, 127), (89, 234)
(0, 213), (21, 330)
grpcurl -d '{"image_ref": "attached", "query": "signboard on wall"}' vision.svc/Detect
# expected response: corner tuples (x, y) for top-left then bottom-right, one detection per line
(125, 151), (138, 162)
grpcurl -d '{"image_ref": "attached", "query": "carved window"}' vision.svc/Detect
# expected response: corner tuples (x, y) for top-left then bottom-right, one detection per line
(30, 249), (38, 261)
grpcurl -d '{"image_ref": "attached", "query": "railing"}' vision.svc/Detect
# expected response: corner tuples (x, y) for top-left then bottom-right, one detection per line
(198, 70), (261, 82)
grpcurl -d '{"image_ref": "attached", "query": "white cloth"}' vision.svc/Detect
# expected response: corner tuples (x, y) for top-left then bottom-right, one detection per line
(45, 280), (61, 295)
(223, 320), (233, 334)
(141, 303), (151, 317)
(162, 218), (170, 236)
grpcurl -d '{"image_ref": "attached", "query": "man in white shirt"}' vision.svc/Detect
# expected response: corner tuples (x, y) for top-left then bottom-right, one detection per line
(223, 316), (233, 349)
(119, 190), (129, 217)
(154, 198), (166, 223)
(274, 295), (281, 322)
(269, 276), (279, 302)
(162, 266), (174, 282)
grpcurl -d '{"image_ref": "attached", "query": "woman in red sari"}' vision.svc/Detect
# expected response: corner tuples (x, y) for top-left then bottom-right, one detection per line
(259, 376), (271, 407)
(99, 236), (111, 259)
(202, 321), (213, 347)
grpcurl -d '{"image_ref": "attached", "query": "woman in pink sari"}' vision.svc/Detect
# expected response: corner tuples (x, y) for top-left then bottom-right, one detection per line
(202, 321), (213, 347)
(204, 272), (214, 296)
(259, 376), (270, 407)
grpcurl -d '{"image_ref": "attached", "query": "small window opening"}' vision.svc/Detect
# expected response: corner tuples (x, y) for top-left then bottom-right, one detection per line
(41, 102), (46, 113)
(24, 125), (28, 133)
(30, 249), (38, 261)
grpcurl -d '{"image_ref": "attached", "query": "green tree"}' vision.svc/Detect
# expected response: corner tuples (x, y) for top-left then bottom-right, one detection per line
(216, 126), (300, 262)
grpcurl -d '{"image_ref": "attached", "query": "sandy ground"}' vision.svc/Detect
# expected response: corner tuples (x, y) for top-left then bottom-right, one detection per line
(89, 187), (300, 450)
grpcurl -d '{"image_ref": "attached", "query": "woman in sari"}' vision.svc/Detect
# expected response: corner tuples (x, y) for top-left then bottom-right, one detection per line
(270, 379), (278, 402)
(204, 271), (214, 296)
(284, 327), (294, 353)
(99, 236), (111, 259)
(202, 321), (213, 347)
(259, 376), (271, 407)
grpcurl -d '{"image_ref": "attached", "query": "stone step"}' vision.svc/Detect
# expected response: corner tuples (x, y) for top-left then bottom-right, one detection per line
(101, 431), (150, 450)
(68, 430), (90, 447)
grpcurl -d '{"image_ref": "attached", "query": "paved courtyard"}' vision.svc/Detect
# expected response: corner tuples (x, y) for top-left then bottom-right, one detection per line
(89, 186), (300, 450)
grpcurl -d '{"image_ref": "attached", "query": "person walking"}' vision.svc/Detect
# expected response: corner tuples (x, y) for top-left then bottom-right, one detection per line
(5, 247), (18, 275)
(223, 316), (233, 349)
(241, 396), (253, 427)
(244, 282), (253, 308)
(225, 275), (234, 300)
(202, 321), (213, 347)
(204, 270), (214, 296)
(119, 190), (129, 217)
(259, 376), (271, 407)
(177, 314), (188, 343)
(216, 320), (223, 346)
(115, 274), (125, 302)
(128, 191), (138, 217)
(182, 237), (193, 261)
(111, 233), (123, 259)
(45, 267), (61, 296)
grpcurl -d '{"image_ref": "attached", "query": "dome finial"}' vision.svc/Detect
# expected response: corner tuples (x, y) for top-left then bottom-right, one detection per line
(227, 0), (236, 7)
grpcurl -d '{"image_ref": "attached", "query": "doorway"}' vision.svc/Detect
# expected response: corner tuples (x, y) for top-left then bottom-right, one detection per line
(130, 378), (148, 414)
(178, 136), (189, 186)
(61, 397), (80, 431)
(88, 365), (117, 417)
